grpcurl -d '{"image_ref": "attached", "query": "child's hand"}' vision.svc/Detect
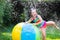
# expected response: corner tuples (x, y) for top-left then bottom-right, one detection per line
(33, 23), (36, 26)
(57, 27), (60, 30)
(56, 26), (60, 30)
(25, 22), (28, 23)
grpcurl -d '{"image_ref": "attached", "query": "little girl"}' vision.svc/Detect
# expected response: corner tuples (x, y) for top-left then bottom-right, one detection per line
(26, 8), (59, 40)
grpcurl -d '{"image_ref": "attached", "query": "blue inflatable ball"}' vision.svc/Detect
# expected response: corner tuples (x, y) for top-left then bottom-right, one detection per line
(12, 22), (41, 40)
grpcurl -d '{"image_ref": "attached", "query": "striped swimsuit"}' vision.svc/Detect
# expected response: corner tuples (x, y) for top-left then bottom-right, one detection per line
(32, 16), (46, 28)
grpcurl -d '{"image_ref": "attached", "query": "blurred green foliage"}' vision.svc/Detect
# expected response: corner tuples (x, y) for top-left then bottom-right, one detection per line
(0, 0), (6, 24)
(0, 0), (25, 26)
(3, 2), (13, 26)
(0, 0), (60, 26)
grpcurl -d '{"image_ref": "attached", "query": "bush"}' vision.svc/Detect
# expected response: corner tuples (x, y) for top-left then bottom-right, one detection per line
(3, 1), (25, 26)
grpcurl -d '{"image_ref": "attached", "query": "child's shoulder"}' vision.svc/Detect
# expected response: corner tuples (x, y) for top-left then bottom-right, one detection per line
(37, 14), (40, 16)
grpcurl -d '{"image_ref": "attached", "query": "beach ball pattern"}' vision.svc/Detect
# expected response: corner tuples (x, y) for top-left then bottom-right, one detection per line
(12, 23), (40, 40)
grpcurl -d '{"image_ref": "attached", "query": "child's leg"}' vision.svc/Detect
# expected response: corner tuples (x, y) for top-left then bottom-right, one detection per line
(46, 21), (59, 30)
(40, 28), (46, 40)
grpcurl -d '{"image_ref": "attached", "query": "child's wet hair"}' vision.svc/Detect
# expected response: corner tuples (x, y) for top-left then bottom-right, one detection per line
(28, 7), (36, 17)
(30, 7), (36, 12)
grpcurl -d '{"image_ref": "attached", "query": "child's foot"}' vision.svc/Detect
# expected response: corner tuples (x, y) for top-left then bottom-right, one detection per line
(56, 27), (60, 30)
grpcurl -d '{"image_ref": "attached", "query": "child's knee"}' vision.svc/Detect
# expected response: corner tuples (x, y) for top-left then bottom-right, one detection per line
(48, 21), (55, 25)
(51, 21), (55, 25)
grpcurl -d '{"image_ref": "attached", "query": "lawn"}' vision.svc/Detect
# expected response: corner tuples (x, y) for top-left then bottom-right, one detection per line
(0, 26), (60, 40)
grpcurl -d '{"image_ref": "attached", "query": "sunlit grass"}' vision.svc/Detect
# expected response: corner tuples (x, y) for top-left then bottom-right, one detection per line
(46, 26), (60, 40)
(2, 32), (11, 37)
(46, 38), (60, 40)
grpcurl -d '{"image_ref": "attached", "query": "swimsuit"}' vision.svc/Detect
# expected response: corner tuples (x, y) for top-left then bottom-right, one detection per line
(32, 16), (46, 28)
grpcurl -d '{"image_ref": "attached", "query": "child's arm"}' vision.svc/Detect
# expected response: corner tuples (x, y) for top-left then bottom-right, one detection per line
(26, 18), (33, 23)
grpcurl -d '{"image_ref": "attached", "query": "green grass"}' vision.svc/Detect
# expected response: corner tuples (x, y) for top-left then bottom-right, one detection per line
(0, 26), (13, 40)
(0, 32), (12, 40)
(46, 27), (60, 40)
(0, 26), (60, 40)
